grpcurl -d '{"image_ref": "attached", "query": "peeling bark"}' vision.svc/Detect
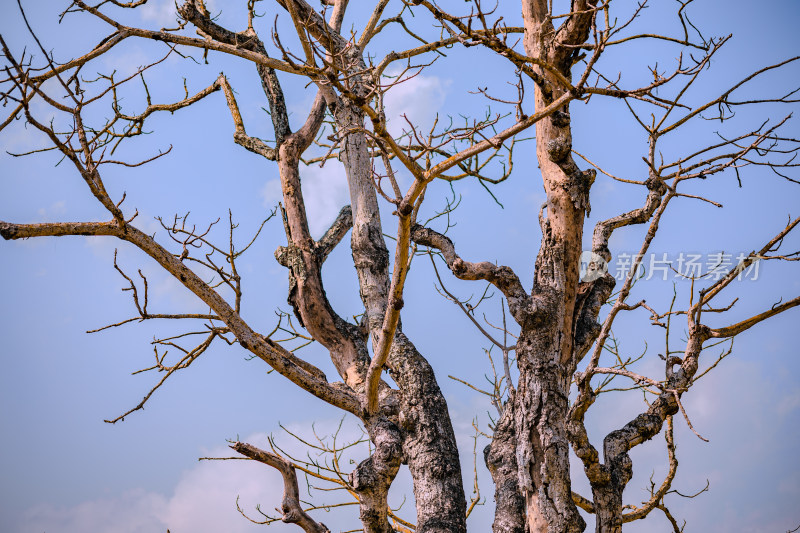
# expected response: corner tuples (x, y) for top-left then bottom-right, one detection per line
(504, 1), (599, 531)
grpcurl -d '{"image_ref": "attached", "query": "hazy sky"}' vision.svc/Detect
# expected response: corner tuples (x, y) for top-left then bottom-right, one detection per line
(1, 1), (799, 532)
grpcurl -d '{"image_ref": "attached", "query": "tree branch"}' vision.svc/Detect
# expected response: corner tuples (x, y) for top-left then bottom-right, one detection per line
(708, 296), (800, 338)
(1, 218), (361, 415)
(410, 224), (536, 324)
(315, 205), (353, 261)
(232, 441), (331, 533)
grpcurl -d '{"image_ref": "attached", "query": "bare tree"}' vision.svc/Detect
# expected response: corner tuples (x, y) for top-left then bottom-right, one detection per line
(2, 1), (799, 532)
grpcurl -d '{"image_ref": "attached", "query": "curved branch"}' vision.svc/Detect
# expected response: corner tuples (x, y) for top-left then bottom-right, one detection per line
(70, 1), (306, 74)
(274, 0), (350, 54)
(622, 416), (678, 523)
(410, 224), (535, 324)
(0, 218), (362, 415)
(218, 74), (277, 160)
(697, 216), (800, 308)
(232, 441), (331, 533)
(315, 205), (353, 261)
(591, 176), (667, 261)
(708, 295), (800, 338)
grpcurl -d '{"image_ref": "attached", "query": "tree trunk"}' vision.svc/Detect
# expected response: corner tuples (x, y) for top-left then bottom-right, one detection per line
(390, 334), (468, 533)
(513, 1), (599, 531)
(332, 99), (468, 533)
(514, 333), (585, 533)
(485, 397), (526, 533)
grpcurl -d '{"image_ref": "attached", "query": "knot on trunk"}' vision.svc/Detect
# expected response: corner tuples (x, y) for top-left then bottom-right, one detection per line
(551, 110), (571, 128)
(546, 136), (571, 162)
(350, 418), (403, 493)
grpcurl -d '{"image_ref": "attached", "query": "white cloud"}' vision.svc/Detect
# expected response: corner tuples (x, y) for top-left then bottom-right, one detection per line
(383, 71), (449, 139)
(16, 421), (371, 533)
(0, 121), (50, 153)
(37, 200), (67, 220)
(149, 270), (210, 311)
(19, 489), (169, 533)
(777, 390), (800, 416)
(262, 160), (350, 239)
(1, 78), (63, 153)
(259, 71), (448, 239)
(17, 458), (287, 533)
(103, 47), (151, 79)
(140, 0), (180, 27)
(158, 444), (286, 532)
(140, 0), (218, 27)
(15, 435), (296, 532)
(85, 220), (132, 260)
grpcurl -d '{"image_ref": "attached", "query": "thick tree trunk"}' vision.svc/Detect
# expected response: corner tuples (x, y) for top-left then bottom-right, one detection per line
(390, 334), (467, 533)
(485, 397), (526, 533)
(332, 100), (467, 533)
(351, 418), (404, 533)
(510, 1), (599, 531)
(8, 3), (800, 533)
(514, 333), (585, 533)
(591, 477), (626, 533)
(332, 101), (391, 343)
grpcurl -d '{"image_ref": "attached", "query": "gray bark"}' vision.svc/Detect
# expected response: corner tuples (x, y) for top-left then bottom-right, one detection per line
(485, 398), (526, 533)
(332, 100), (468, 533)
(389, 333), (468, 533)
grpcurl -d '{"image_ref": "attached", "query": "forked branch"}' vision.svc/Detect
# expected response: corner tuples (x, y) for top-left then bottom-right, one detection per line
(232, 441), (331, 533)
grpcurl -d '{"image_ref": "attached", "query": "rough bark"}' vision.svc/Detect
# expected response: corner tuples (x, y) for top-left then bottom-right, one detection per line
(485, 398), (526, 533)
(389, 333), (468, 533)
(332, 101), (468, 532)
(501, 1), (599, 531)
(274, 140), (372, 391)
(351, 417), (404, 533)
(6, 2), (798, 533)
(588, 329), (705, 531)
(333, 101), (392, 344)
(514, 333), (585, 533)
(314, 16), (468, 530)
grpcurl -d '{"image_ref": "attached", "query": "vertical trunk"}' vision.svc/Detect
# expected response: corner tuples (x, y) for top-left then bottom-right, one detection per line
(390, 334), (467, 533)
(591, 482), (625, 533)
(514, 91), (588, 530)
(332, 101), (391, 342)
(350, 417), (404, 533)
(276, 139), (371, 391)
(485, 397), (526, 533)
(514, 332), (585, 533)
(514, 1), (598, 531)
(332, 102), (467, 532)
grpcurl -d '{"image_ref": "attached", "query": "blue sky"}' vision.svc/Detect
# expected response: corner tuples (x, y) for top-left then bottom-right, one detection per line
(1, 0), (799, 531)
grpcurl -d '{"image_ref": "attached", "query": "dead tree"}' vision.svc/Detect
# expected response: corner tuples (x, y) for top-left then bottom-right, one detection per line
(2, 1), (799, 532)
